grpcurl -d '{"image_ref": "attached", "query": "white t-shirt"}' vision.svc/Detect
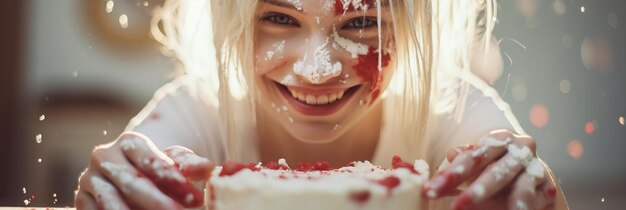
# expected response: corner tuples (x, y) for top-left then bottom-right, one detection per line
(125, 75), (524, 169)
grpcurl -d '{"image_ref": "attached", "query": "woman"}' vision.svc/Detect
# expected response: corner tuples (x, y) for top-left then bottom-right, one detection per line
(75, 0), (568, 209)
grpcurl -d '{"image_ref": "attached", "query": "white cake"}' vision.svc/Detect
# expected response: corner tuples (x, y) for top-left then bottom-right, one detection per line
(205, 156), (429, 210)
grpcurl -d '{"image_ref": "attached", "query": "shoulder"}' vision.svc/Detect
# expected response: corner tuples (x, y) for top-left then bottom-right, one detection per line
(431, 74), (525, 148)
(125, 75), (224, 158)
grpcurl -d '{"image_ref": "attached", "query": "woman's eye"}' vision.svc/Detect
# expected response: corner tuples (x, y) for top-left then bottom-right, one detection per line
(262, 13), (298, 26)
(343, 17), (377, 29)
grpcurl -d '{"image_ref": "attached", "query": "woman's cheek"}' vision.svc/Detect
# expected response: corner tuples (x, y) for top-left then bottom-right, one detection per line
(255, 39), (287, 75)
(352, 47), (391, 104)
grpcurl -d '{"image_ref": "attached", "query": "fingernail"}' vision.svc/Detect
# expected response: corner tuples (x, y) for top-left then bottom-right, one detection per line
(452, 193), (474, 210)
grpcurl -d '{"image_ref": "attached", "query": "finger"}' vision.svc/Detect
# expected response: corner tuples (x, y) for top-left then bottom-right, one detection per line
(535, 174), (558, 210)
(75, 191), (98, 210)
(91, 143), (182, 210)
(164, 146), (215, 181)
(423, 132), (514, 198)
(446, 145), (477, 162)
(508, 158), (547, 210)
(81, 173), (131, 210)
(118, 133), (204, 207)
(452, 141), (535, 210)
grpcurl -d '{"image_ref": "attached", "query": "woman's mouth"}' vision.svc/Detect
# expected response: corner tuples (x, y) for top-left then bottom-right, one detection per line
(274, 82), (360, 116)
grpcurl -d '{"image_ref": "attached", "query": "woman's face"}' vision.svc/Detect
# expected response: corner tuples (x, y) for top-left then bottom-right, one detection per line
(254, 0), (394, 143)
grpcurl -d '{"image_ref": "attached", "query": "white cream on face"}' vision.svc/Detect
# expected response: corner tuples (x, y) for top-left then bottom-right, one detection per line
(266, 40), (286, 61)
(286, 0), (303, 11)
(337, 0), (370, 14)
(293, 38), (342, 84)
(332, 29), (369, 58)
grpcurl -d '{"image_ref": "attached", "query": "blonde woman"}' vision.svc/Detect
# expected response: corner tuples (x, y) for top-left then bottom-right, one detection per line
(75, 0), (568, 209)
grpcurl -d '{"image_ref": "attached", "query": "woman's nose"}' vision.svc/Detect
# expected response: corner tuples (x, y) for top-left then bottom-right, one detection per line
(293, 35), (343, 84)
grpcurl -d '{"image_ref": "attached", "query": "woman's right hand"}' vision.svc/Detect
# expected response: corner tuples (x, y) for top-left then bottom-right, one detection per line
(74, 132), (215, 210)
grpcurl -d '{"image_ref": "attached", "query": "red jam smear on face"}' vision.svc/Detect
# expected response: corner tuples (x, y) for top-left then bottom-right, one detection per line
(376, 175), (401, 192)
(295, 161), (333, 172)
(349, 190), (371, 204)
(391, 155), (419, 174)
(353, 48), (391, 103)
(334, 0), (376, 15)
(219, 161), (259, 177)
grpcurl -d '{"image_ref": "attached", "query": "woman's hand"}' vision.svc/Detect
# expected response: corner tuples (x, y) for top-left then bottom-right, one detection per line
(422, 129), (561, 210)
(74, 132), (215, 210)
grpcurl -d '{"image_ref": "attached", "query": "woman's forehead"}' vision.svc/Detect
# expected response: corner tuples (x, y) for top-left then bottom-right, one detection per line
(259, 0), (389, 15)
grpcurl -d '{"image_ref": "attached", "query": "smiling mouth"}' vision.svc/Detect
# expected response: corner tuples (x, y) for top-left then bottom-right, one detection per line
(274, 82), (361, 116)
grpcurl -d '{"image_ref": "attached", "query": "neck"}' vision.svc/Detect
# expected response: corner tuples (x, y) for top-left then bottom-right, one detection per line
(257, 102), (383, 168)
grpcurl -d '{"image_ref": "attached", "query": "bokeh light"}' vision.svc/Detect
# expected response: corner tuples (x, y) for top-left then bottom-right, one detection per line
(553, 0), (566, 16)
(559, 79), (571, 94)
(580, 6), (586, 13)
(619, 116), (624, 126)
(516, 0), (538, 27)
(585, 121), (596, 135)
(581, 36), (614, 72)
(530, 103), (550, 128)
(105, 0), (114, 14)
(512, 84), (528, 102)
(119, 14), (129, 29)
(568, 140), (584, 160)
(608, 12), (618, 29)
(517, 0), (538, 18)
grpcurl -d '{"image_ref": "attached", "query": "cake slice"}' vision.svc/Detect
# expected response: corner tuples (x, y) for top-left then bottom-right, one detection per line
(206, 156), (429, 210)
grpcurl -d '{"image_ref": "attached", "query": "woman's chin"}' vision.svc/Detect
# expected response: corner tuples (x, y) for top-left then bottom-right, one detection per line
(284, 122), (347, 144)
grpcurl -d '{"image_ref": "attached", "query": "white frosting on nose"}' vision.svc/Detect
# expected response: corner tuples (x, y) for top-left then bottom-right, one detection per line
(293, 37), (342, 84)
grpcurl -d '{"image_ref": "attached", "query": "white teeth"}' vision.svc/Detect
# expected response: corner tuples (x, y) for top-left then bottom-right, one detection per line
(328, 94), (337, 103)
(297, 93), (306, 101)
(306, 95), (316, 104)
(318, 95), (329, 105)
(286, 87), (348, 105)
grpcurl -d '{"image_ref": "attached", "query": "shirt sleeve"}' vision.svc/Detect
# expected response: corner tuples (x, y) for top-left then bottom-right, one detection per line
(124, 76), (226, 162)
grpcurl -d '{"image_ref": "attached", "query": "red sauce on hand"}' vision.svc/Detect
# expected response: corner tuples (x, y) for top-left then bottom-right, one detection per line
(422, 170), (463, 198)
(143, 157), (204, 207)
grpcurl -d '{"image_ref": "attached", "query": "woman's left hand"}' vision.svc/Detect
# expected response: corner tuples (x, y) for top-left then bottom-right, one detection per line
(422, 129), (559, 210)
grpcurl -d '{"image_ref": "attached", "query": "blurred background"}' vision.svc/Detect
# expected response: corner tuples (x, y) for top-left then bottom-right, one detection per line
(0, 0), (624, 209)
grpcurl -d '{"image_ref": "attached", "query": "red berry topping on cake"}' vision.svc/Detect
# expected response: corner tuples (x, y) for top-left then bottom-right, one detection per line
(349, 190), (371, 204)
(376, 175), (401, 192)
(219, 162), (258, 176)
(295, 161), (333, 172)
(391, 155), (419, 174)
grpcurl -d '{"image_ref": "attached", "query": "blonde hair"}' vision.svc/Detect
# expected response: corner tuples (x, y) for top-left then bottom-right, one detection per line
(152, 0), (497, 161)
